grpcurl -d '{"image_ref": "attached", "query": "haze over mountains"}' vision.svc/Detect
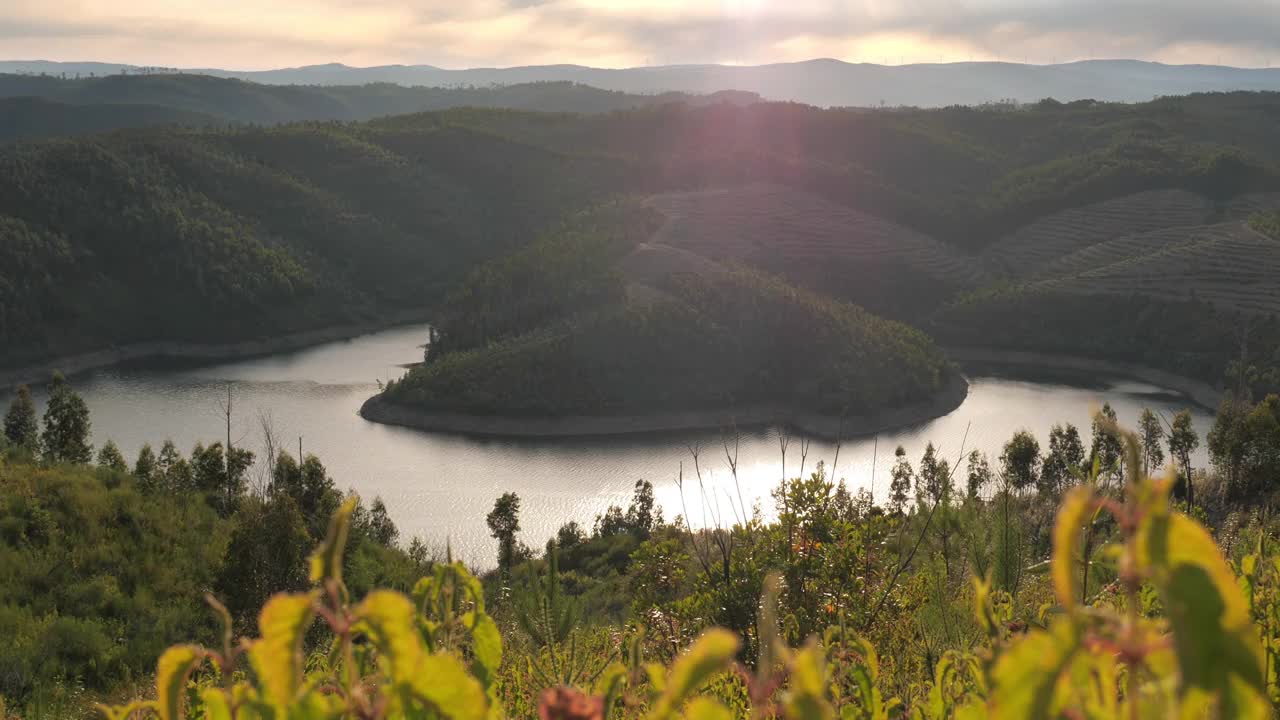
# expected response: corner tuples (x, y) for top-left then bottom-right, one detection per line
(6, 59), (1280, 107)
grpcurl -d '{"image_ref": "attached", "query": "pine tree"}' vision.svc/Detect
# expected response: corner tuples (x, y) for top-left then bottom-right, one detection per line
(41, 373), (92, 464)
(888, 446), (914, 513)
(3, 384), (39, 453)
(965, 450), (992, 502)
(97, 440), (127, 472)
(1138, 408), (1166, 477)
(134, 443), (158, 491)
(1091, 403), (1123, 485)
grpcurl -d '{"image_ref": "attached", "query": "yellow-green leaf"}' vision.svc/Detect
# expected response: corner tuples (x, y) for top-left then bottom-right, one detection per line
(415, 653), (489, 720)
(465, 611), (503, 688)
(309, 497), (357, 586)
(1051, 486), (1093, 611)
(1137, 510), (1267, 717)
(355, 590), (487, 720)
(155, 645), (205, 720)
(595, 661), (628, 717)
(248, 592), (317, 708)
(683, 697), (733, 720)
(990, 620), (1079, 719)
(647, 628), (740, 719)
(198, 689), (232, 720)
(784, 643), (835, 720)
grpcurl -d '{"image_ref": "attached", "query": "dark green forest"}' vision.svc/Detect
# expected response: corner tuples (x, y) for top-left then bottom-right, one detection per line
(384, 267), (951, 416)
(5, 89), (1280, 405)
(0, 73), (759, 140)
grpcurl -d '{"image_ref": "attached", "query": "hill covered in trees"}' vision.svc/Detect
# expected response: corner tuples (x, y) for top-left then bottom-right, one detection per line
(9, 58), (1280, 106)
(0, 72), (759, 141)
(374, 268), (953, 420)
(5, 91), (1280, 401)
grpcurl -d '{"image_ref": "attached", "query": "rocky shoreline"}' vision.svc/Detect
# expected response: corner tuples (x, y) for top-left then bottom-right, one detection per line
(358, 371), (971, 440)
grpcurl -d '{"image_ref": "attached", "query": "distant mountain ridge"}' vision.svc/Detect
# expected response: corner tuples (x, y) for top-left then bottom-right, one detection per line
(6, 58), (1280, 106)
(0, 73), (758, 141)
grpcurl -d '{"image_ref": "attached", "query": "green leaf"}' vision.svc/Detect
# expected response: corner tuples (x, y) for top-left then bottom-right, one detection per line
(355, 590), (488, 720)
(594, 661), (628, 718)
(465, 611), (503, 689)
(198, 689), (232, 720)
(990, 620), (1080, 718)
(309, 496), (358, 586)
(683, 697), (733, 720)
(784, 643), (835, 720)
(155, 645), (205, 720)
(646, 628), (740, 719)
(1138, 510), (1267, 717)
(1051, 486), (1093, 610)
(248, 592), (317, 709)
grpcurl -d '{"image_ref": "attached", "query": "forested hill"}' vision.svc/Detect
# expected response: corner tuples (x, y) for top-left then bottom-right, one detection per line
(0, 121), (636, 368)
(0, 73), (759, 140)
(8, 58), (1280, 106)
(4, 92), (1280, 376)
(0, 96), (221, 142)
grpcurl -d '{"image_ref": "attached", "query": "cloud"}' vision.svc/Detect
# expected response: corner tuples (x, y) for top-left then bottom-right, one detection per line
(1, 0), (1278, 69)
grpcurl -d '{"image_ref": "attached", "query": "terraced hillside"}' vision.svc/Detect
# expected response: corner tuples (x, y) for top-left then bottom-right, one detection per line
(644, 184), (988, 318)
(1028, 222), (1280, 315)
(980, 190), (1217, 277)
(1225, 192), (1280, 221)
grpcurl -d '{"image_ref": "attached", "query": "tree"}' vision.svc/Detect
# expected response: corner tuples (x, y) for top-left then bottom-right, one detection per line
(917, 443), (951, 505)
(270, 452), (340, 539)
(134, 443), (158, 492)
(191, 442), (254, 516)
(364, 497), (398, 547)
(624, 479), (662, 538)
(1208, 397), (1248, 494)
(157, 439), (192, 491)
(1168, 410), (1200, 509)
(3, 384), (39, 453)
(487, 492), (522, 573)
(1138, 408), (1166, 477)
(556, 521), (586, 549)
(41, 373), (92, 464)
(888, 446), (914, 513)
(1090, 403), (1123, 485)
(965, 450), (992, 502)
(96, 440), (127, 472)
(1041, 424), (1085, 496)
(1000, 430), (1041, 493)
(216, 494), (312, 630)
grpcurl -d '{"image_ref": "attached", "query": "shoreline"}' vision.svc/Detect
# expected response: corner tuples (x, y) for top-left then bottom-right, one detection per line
(358, 346), (1223, 440)
(358, 371), (971, 440)
(0, 310), (432, 391)
(943, 347), (1224, 411)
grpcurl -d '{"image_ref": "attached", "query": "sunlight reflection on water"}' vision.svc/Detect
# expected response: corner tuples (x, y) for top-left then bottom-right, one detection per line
(7, 324), (1214, 568)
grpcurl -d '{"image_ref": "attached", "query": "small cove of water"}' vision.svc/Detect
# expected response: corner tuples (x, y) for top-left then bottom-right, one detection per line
(6, 324), (1215, 567)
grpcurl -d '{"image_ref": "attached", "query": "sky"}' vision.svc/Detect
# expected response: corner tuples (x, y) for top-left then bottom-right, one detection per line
(3, 0), (1280, 70)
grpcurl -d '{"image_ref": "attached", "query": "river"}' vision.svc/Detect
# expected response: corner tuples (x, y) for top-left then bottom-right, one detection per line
(5, 323), (1215, 567)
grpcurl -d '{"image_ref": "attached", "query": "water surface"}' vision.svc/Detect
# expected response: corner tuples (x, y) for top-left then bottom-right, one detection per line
(8, 324), (1214, 567)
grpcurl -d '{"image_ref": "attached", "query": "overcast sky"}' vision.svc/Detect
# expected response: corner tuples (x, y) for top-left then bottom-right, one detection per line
(4, 0), (1280, 69)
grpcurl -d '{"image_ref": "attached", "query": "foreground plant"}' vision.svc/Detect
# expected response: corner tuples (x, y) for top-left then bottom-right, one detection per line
(101, 417), (1268, 719)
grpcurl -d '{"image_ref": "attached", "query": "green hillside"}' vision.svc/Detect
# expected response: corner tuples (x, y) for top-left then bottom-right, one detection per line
(5, 91), (1280, 392)
(0, 122), (630, 367)
(381, 268), (952, 416)
(0, 73), (759, 139)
